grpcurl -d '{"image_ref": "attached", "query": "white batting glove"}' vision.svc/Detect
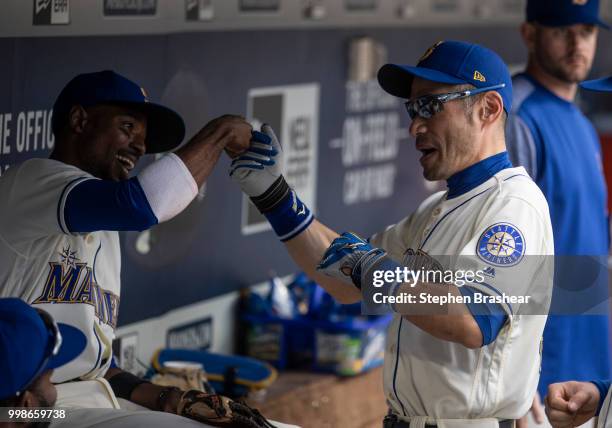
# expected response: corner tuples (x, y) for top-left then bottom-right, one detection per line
(230, 124), (314, 241)
(229, 124), (283, 198)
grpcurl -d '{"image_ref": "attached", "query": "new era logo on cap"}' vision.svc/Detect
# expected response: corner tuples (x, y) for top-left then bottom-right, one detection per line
(473, 71), (486, 82)
(573, 0), (588, 5)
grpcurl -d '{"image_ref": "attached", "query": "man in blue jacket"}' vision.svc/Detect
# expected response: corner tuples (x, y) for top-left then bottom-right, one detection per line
(506, 0), (610, 425)
(542, 76), (612, 428)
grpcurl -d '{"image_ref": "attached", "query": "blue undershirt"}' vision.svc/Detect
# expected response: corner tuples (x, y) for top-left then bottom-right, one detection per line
(447, 151), (513, 199)
(64, 177), (158, 233)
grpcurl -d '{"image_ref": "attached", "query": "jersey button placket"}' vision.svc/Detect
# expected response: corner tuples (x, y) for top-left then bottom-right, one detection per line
(423, 207), (441, 238)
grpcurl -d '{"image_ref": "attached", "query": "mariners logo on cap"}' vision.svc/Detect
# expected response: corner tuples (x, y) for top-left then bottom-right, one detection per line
(140, 87), (150, 102)
(572, 0), (588, 5)
(477, 223), (525, 266)
(419, 41), (444, 62)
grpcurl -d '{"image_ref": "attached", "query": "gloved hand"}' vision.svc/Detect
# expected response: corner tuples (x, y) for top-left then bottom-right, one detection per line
(316, 232), (387, 289)
(229, 123), (313, 241)
(177, 390), (275, 428)
(229, 124), (282, 198)
(151, 363), (215, 394)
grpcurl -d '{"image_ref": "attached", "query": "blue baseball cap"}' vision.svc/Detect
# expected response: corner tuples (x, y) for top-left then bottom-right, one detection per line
(526, 0), (609, 29)
(0, 298), (87, 400)
(378, 40), (513, 113)
(52, 70), (186, 154)
(580, 76), (612, 91)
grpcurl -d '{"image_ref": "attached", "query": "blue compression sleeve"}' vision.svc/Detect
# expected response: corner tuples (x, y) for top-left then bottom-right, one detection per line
(459, 286), (508, 346)
(64, 178), (158, 233)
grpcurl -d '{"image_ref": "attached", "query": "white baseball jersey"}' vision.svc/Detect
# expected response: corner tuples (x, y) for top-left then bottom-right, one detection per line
(370, 166), (553, 420)
(0, 158), (119, 382)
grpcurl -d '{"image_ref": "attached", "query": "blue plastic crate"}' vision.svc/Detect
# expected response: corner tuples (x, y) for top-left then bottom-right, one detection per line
(242, 312), (392, 375)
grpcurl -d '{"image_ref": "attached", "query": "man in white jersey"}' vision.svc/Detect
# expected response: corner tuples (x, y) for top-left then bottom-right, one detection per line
(0, 70), (281, 427)
(229, 41), (554, 427)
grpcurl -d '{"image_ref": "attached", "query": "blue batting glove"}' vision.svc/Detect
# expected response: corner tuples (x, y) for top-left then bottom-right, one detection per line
(316, 232), (387, 289)
(229, 125), (282, 197)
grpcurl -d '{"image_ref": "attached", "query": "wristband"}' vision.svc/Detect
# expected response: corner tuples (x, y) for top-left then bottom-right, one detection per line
(137, 153), (198, 223)
(107, 371), (150, 400)
(251, 176), (314, 242)
(251, 176), (290, 213)
(157, 386), (181, 412)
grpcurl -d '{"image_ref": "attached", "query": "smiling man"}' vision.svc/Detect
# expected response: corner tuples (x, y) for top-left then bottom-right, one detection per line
(505, 1), (611, 424)
(230, 41), (554, 427)
(0, 70), (275, 427)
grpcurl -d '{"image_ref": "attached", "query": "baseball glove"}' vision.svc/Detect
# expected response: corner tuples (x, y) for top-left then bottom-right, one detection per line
(177, 389), (275, 428)
(151, 363), (214, 393)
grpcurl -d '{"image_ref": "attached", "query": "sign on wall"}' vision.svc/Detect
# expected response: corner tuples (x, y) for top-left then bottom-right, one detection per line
(239, 0), (281, 12)
(33, 0), (70, 25)
(242, 83), (320, 235)
(345, 0), (378, 11)
(167, 317), (213, 350)
(103, 0), (157, 16)
(113, 333), (141, 375)
(431, 0), (460, 13)
(329, 80), (401, 206)
(0, 109), (55, 175)
(185, 0), (214, 21)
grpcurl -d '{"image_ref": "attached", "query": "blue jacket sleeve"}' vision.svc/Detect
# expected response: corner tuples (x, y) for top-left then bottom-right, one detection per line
(506, 113), (543, 181)
(591, 379), (611, 415)
(64, 177), (158, 233)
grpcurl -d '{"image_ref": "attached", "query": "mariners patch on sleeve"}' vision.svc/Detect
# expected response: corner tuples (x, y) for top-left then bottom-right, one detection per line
(477, 223), (525, 267)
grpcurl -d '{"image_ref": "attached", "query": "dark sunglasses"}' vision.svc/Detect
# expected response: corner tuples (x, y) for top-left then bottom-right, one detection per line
(15, 309), (63, 396)
(404, 83), (506, 120)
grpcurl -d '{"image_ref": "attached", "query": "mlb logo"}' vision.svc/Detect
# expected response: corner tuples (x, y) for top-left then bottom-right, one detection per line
(33, 0), (70, 25)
